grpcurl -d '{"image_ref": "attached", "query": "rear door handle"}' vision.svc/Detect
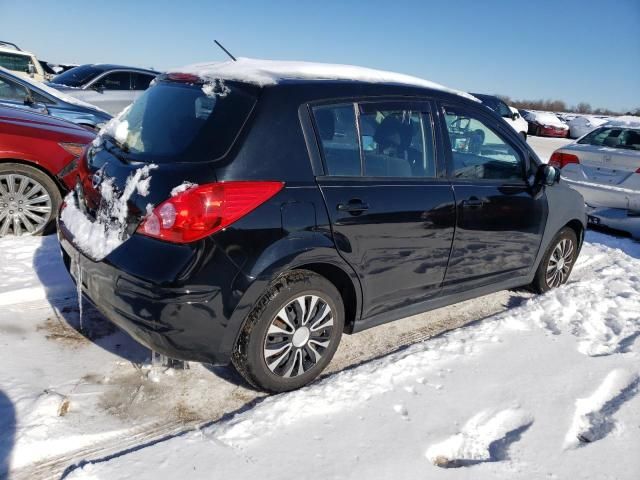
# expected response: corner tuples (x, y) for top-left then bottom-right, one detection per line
(337, 200), (369, 214)
(462, 198), (484, 208)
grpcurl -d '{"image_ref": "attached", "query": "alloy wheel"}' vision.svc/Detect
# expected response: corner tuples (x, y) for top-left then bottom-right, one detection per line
(263, 294), (334, 378)
(0, 173), (52, 236)
(546, 238), (575, 288)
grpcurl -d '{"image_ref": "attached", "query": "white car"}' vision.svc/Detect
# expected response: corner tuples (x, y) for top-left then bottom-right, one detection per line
(550, 124), (640, 238)
(568, 115), (608, 139)
(0, 41), (47, 82)
(471, 93), (528, 140)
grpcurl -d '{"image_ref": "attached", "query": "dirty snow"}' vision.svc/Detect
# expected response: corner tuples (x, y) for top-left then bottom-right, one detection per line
(173, 57), (478, 101)
(170, 181), (198, 197)
(59, 163), (156, 260)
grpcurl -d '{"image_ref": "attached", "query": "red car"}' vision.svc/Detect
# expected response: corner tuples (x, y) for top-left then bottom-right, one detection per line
(523, 110), (569, 138)
(0, 105), (95, 236)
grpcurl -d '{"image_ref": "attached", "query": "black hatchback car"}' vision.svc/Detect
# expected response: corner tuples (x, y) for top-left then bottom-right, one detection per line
(58, 59), (586, 392)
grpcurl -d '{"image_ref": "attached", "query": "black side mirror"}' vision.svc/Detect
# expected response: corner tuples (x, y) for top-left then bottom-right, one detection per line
(536, 164), (559, 187)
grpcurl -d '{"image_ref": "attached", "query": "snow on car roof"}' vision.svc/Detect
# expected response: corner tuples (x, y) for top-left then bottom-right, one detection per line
(172, 57), (478, 101)
(604, 115), (640, 128)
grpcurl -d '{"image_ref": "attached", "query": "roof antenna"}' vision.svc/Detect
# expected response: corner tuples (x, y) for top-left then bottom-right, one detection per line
(214, 40), (237, 61)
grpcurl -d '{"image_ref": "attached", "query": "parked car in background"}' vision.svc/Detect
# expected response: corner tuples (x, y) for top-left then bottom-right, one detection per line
(0, 41), (47, 82)
(567, 115), (608, 139)
(39, 61), (78, 76)
(58, 59), (585, 392)
(550, 124), (640, 238)
(0, 67), (112, 131)
(48, 64), (159, 115)
(0, 105), (94, 236)
(522, 110), (569, 137)
(471, 93), (528, 140)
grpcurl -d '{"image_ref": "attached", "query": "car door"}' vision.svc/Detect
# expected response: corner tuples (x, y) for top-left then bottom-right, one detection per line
(82, 71), (133, 115)
(311, 100), (456, 320)
(439, 102), (547, 291)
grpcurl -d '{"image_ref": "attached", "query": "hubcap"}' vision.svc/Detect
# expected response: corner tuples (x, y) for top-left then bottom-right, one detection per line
(263, 294), (334, 378)
(0, 174), (51, 237)
(546, 238), (574, 288)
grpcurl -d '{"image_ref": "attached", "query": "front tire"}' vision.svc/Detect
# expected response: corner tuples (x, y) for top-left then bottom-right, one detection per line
(0, 163), (62, 237)
(232, 270), (344, 393)
(531, 227), (578, 293)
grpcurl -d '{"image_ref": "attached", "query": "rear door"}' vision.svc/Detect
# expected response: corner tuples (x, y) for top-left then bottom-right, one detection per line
(439, 102), (547, 291)
(311, 100), (456, 319)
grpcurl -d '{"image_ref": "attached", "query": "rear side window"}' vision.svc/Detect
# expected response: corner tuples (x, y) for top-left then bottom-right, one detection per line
(0, 52), (32, 73)
(312, 104), (361, 176)
(132, 73), (155, 90)
(444, 107), (523, 181)
(100, 80), (258, 163)
(94, 72), (131, 90)
(358, 104), (436, 177)
(312, 102), (437, 178)
(0, 76), (28, 101)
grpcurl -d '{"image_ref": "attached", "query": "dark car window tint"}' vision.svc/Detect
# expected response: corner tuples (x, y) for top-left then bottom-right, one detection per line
(0, 52), (32, 73)
(621, 129), (640, 151)
(132, 73), (155, 90)
(444, 107), (523, 181)
(94, 72), (131, 90)
(578, 127), (624, 147)
(358, 105), (436, 177)
(52, 65), (103, 87)
(0, 76), (28, 101)
(101, 80), (258, 163)
(312, 104), (361, 176)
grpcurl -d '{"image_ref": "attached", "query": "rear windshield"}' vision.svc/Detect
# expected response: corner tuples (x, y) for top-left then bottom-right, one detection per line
(578, 127), (640, 151)
(53, 65), (103, 87)
(100, 79), (258, 163)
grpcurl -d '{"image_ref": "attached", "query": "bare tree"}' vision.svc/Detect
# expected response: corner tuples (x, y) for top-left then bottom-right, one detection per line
(575, 102), (592, 114)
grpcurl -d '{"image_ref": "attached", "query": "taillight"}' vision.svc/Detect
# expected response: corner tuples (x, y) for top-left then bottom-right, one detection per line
(59, 142), (86, 157)
(549, 152), (580, 169)
(138, 181), (284, 243)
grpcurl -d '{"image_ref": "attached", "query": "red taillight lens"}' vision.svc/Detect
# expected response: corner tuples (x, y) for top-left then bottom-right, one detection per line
(138, 181), (284, 243)
(549, 152), (580, 169)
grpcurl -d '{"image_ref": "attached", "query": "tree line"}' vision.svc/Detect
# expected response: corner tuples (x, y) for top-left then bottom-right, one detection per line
(496, 95), (639, 116)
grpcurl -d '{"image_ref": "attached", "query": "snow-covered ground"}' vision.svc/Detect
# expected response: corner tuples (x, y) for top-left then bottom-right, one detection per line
(0, 137), (638, 479)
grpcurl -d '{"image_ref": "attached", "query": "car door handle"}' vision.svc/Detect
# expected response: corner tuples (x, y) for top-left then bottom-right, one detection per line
(337, 200), (369, 214)
(462, 198), (484, 208)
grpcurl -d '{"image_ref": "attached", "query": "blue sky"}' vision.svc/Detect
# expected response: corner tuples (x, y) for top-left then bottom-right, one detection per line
(1, 0), (638, 111)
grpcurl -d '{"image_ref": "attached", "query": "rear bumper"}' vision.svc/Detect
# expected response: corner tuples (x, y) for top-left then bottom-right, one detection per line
(587, 206), (640, 239)
(563, 177), (640, 211)
(540, 126), (568, 137)
(57, 219), (253, 365)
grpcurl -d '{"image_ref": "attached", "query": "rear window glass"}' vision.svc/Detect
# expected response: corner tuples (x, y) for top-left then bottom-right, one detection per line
(53, 65), (103, 87)
(100, 80), (258, 163)
(578, 127), (640, 151)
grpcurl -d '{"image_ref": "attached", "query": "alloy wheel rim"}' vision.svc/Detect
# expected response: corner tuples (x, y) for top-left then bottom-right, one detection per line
(546, 238), (574, 288)
(263, 294), (334, 378)
(0, 174), (52, 237)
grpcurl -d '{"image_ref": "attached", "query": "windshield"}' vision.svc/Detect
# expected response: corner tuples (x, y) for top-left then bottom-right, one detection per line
(53, 65), (103, 87)
(99, 79), (258, 163)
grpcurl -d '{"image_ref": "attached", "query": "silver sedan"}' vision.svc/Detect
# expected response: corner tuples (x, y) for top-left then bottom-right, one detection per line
(549, 124), (640, 238)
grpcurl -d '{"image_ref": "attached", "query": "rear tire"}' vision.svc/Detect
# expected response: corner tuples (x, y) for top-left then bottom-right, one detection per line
(0, 163), (62, 237)
(232, 269), (344, 393)
(530, 227), (578, 293)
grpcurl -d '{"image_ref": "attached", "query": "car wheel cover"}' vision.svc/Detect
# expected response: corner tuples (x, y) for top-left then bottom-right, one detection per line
(0, 173), (52, 236)
(545, 238), (574, 288)
(263, 294), (334, 378)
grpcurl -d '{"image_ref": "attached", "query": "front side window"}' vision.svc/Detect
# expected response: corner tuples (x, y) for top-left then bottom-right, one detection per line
(0, 76), (28, 101)
(0, 52), (32, 73)
(444, 107), (523, 181)
(358, 104), (436, 177)
(94, 72), (131, 90)
(312, 104), (361, 176)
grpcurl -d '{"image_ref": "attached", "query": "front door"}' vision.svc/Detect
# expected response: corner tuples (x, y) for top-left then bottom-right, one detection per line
(439, 103), (547, 291)
(311, 101), (456, 319)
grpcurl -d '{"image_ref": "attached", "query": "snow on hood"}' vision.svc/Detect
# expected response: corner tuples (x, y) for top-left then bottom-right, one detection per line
(528, 111), (568, 128)
(60, 164), (157, 260)
(171, 57), (478, 102)
(0, 67), (111, 116)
